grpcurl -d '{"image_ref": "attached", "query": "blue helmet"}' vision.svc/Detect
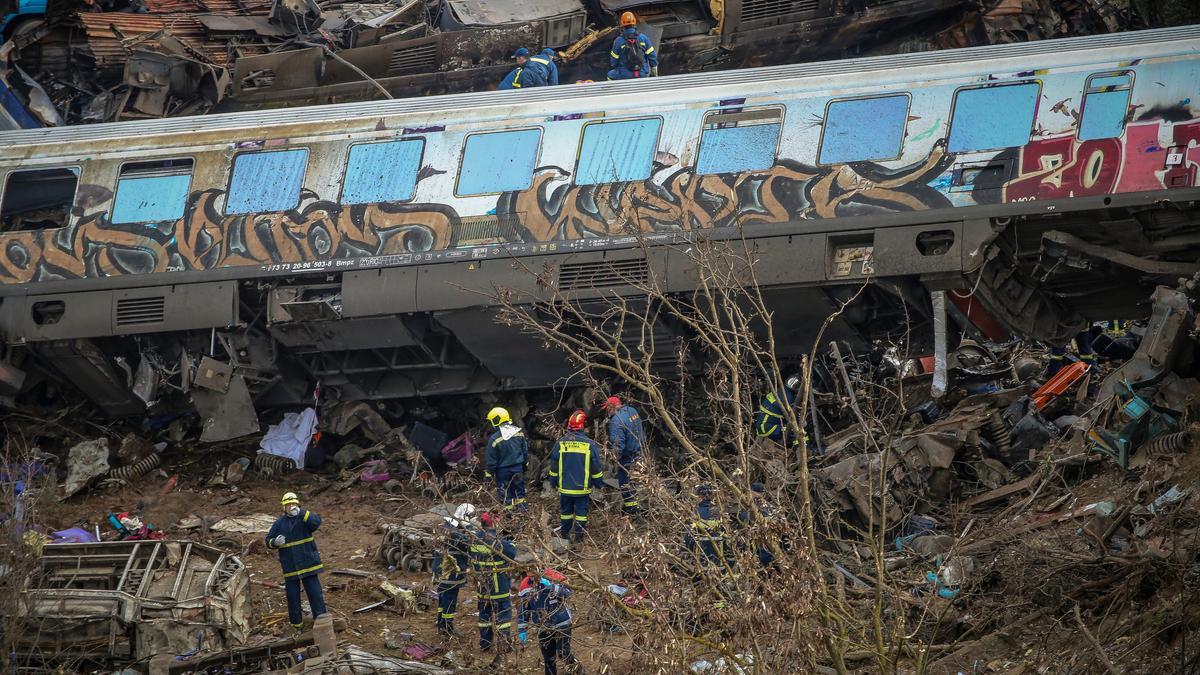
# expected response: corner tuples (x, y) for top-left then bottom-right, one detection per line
(512, 47), (530, 58)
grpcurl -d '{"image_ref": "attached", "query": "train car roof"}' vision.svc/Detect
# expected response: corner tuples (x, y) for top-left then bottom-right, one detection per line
(0, 24), (1197, 150)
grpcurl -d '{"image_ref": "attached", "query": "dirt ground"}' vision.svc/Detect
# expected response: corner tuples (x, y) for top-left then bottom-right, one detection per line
(38, 446), (636, 673)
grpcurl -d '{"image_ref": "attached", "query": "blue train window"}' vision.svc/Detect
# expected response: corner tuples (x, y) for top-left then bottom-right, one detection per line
(457, 129), (542, 195)
(948, 82), (1041, 153)
(1079, 72), (1133, 141)
(111, 159), (194, 224)
(225, 148), (308, 215)
(696, 107), (782, 175)
(820, 95), (909, 164)
(575, 118), (661, 185)
(342, 139), (424, 204)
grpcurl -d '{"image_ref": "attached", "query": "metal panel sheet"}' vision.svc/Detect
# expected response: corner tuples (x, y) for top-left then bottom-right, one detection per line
(447, 0), (582, 24)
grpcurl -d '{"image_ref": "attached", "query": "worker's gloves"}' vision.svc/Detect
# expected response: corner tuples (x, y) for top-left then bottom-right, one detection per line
(651, 66), (659, 77)
(271, 535), (286, 548)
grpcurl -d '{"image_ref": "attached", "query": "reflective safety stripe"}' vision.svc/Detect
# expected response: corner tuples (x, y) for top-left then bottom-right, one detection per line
(291, 622), (304, 628)
(624, 500), (639, 507)
(645, 45), (655, 53)
(303, 510), (311, 523)
(279, 536), (314, 548)
(486, 592), (510, 599)
(497, 622), (512, 629)
(283, 563), (324, 578)
(574, 515), (588, 522)
(591, 472), (603, 479)
(559, 487), (590, 495)
(530, 57), (550, 65)
(1049, 354), (1065, 360)
(440, 612), (456, 619)
(610, 51), (619, 58)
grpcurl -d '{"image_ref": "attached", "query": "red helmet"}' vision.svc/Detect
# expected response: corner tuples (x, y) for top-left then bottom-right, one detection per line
(604, 396), (621, 411)
(480, 512), (496, 528)
(567, 409), (587, 431)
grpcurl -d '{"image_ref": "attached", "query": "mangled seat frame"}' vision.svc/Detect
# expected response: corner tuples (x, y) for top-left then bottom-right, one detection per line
(18, 540), (248, 666)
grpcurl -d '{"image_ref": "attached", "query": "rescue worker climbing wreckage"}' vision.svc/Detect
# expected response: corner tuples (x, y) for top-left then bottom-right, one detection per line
(471, 511), (519, 656)
(433, 503), (475, 636)
(604, 396), (645, 514)
(518, 569), (581, 675)
(753, 375), (801, 445)
(485, 406), (529, 512)
(550, 410), (605, 544)
(266, 492), (328, 629)
(608, 11), (659, 80)
(499, 47), (552, 90)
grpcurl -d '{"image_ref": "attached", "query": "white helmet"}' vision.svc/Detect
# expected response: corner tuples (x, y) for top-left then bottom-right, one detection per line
(447, 503), (477, 528)
(785, 375), (801, 390)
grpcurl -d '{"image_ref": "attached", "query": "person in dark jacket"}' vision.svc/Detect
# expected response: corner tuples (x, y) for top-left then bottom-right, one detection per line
(608, 11), (658, 80)
(499, 47), (547, 90)
(470, 512), (518, 651)
(266, 491), (327, 629)
(604, 396), (646, 513)
(683, 485), (731, 569)
(518, 572), (579, 675)
(433, 503), (475, 636)
(531, 48), (559, 86)
(550, 410), (604, 542)
(753, 375), (799, 444)
(485, 406), (529, 512)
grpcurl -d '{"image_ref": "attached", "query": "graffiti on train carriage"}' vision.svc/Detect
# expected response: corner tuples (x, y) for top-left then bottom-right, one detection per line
(0, 144), (958, 283)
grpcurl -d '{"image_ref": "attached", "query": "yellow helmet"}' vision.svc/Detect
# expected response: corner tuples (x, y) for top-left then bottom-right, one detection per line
(281, 492), (300, 506)
(487, 407), (511, 427)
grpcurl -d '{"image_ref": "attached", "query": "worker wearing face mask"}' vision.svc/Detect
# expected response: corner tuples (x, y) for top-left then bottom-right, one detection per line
(266, 492), (327, 629)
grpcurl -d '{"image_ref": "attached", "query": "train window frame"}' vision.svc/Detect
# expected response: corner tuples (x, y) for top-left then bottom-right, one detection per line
(1078, 70), (1134, 141)
(0, 165), (82, 232)
(340, 138), (426, 205)
(110, 157), (195, 225)
(695, 105), (785, 175)
(817, 93), (912, 166)
(946, 81), (1042, 154)
(573, 116), (664, 186)
(455, 127), (544, 197)
(224, 148), (309, 216)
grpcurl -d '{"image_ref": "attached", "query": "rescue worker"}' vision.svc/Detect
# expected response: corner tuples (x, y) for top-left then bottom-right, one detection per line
(531, 47), (559, 86)
(550, 410), (604, 542)
(736, 482), (781, 569)
(753, 375), (800, 444)
(604, 396), (646, 514)
(499, 47), (547, 90)
(433, 503), (475, 636)
(470, 512), (518, 652)
(518, 571), (579, 675)
(266, 492), (327, 629)
(1045, 330), (1096, 378)
(684, 485), (729, 568)
(485, 407), (529, 512)
(607, 11), (658, 81)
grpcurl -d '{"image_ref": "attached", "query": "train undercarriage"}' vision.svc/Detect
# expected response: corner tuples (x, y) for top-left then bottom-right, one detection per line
(2, 196), (1198, 438)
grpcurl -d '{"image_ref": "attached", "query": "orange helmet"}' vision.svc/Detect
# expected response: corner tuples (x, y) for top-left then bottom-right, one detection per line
(567, 409), (587, 431)
(620, 11), (636, 27)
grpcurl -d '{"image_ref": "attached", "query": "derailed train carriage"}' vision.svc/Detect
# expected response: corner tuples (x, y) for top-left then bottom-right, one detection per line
(0, 25), (1197, 436)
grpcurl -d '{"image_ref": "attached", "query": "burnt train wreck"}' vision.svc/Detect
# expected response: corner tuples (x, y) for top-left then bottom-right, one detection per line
(0, 0), (1128, 125)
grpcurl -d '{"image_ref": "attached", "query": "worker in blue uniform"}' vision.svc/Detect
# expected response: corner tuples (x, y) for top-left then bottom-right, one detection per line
(608, 11), (658, 81)
(499, 47), (547, 90)
(485, 407), (529, 512)
(604, 395), (646, 514)
(753, 375), (800, 444)
(266, 492), (327, 629)
(549, 410), (604, 542)
(518, 574), (579, 675)
(684, 485), (730, 568)
(433, 503), (475, 636)
(1045, 329), (1096, 378)
(736, 482), (782, 569)
(470, 512), (518, 651)
(531, 48), (559, 86)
